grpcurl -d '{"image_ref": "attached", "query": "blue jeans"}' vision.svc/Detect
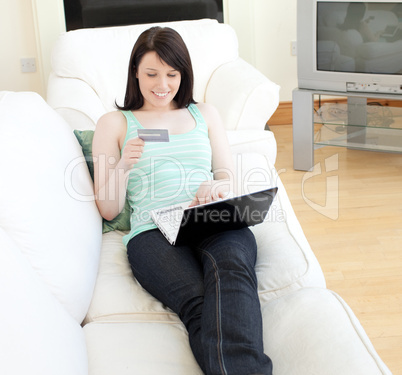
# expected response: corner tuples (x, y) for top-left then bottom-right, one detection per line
(127, 228), (273, 375)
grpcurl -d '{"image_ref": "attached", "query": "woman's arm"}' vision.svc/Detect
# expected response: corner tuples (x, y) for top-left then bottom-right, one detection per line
(190, 103), (236, 206)
(92, 111), (144, 220)
(359, 20), (380, 42)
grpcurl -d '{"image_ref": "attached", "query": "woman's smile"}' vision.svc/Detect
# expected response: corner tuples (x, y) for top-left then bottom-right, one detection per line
(136, 51), (181, 110)
(153, 91), (170, 98)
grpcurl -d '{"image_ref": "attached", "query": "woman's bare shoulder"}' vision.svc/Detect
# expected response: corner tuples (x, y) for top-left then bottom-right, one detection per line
(95, 110), (127, 135)
(93, 110), (128, 149)
(195, 102), (219, 115)
(97, 110), (125, 127)
(195, 102), (222, 130)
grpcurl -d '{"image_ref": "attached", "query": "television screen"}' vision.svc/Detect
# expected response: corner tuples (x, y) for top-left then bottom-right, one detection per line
(317, 2), (402, 74)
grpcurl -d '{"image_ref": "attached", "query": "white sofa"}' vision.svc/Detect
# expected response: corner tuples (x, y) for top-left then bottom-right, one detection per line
(0, 19), (392, 375)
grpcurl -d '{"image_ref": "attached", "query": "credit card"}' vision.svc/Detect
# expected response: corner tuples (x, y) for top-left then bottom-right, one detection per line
(137, 129), (170, 142)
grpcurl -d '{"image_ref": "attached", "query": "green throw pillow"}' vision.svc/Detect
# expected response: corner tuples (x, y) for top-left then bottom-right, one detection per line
(73, 129), (131, 234)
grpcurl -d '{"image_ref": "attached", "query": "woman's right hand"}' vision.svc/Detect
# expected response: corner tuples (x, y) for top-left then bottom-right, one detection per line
(119, 137), (145, 171)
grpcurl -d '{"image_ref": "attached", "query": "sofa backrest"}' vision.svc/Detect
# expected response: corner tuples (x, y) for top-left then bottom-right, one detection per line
(0, 91), (102, 324)
(51, 19), (238, 112)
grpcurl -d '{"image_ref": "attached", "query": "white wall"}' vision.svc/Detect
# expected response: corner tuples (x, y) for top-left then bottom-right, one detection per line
(0, 0), (65, 99)
(1, 0), (297, 101)
(31, 0), (66, 95)
(224, 0), (298, 101)
(0, 0), (44, 96)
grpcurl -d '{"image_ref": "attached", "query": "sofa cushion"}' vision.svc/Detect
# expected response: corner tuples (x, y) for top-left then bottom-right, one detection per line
(262, 288), (392, 375)
(73, 129), (132, 233)
(84, 153), (325, 324)
(0, 228), (88, 375)
(234, 153), (326, 301)
(73, 129), (96, 179)
(84, 321), (203, 375)
(83, 230), (177, 324)
(84, 288), (392, 375)
(0, 91), (102, 323)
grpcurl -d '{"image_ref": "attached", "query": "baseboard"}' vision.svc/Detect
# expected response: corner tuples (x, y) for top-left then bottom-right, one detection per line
(266, 101), (293, 126)
(266, 97), (402, 126)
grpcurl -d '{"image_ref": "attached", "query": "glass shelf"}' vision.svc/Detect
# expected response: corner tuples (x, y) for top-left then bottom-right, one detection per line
(313, 98), (402, 153)
(314, 124), (402, 152)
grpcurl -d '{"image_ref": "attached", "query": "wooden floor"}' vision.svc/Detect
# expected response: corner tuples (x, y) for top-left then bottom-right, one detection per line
(269, 124), (402, 375)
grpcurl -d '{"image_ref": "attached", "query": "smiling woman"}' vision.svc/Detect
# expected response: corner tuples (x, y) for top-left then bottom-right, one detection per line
(135, 51), (181, 111)
(116, 27), (195, 112)
(91, 25), (273, 375)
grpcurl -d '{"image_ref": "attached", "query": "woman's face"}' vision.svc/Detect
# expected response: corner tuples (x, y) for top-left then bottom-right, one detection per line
(136, 51), (181, 110)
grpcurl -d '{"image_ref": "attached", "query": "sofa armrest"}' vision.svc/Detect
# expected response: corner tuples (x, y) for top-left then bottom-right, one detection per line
(228, 129), (277, 165)
(205, 58), (280, 131)
(47, 73), (107, 130)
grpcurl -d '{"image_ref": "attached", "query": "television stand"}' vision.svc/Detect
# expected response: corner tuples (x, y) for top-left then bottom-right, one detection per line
(292, 88), (402, 171)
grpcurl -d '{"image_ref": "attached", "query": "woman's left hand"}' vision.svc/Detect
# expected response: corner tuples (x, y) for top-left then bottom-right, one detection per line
(189, 180), (231, 207)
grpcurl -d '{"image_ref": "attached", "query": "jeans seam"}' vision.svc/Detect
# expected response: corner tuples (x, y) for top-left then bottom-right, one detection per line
(202, 249), (228, 375)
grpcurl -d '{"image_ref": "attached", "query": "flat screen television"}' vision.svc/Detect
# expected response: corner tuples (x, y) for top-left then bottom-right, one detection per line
(297, 0), (402, 94)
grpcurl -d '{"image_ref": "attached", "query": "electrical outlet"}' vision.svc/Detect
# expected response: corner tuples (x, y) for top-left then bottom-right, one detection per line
(291, 41), (297, 56)
(21, 58), (36, 73)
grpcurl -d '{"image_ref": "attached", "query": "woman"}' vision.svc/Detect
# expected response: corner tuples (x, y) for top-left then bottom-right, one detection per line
(92, 26), (273, 375)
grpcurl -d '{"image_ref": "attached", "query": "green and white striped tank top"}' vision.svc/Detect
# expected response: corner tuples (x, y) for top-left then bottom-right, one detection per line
(121, 103), (213, 246)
